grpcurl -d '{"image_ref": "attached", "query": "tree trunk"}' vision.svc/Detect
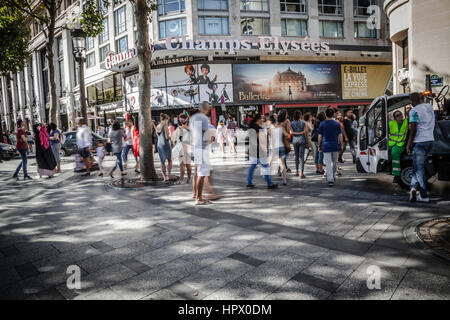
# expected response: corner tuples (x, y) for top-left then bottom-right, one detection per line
(46, 15), (58, 126)
(136, 0), (158, 182)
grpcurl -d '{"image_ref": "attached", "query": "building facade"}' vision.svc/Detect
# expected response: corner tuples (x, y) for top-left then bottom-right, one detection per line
(383, 0), (450, 95)
(1, 0), (393, 131)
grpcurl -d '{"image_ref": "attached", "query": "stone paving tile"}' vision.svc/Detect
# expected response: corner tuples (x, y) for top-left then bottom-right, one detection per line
(193, 224), (246, 242)
(302, 250), (365, 286)
(142, 289), (185, 300)
(121, 258), (152, 275)
(0, 245), (21, 257)
(237, 235), (298, 261)
(89, 241), (115, 253)
(110, 259), (202, 300)
(266, 279), (331, 300)
(0, 268), (22, 288)
(56, 264), (137, 300)
(135, 239), (205, 268)
(181, 244), (236, 268)
(164, 280), (206, 300)
(140, 229), (200, 249)
(0, 244), (60, 271)
(101, 225), (168, 249)
(204, 280), (267, 300)
(35, 287), (66, 300)
(292, 272), (340, 292)
(228, 252), (265, 267)
(78, 241), (153, 273)
(76, 287), (124, 300)
(14, 263), (40, 280)
(234, 251), (314, 294)
(285, 241), (329, 260)
(33, 245), (101, 271)
(391, 269), (450, 300)
(180, 258), (255, 296)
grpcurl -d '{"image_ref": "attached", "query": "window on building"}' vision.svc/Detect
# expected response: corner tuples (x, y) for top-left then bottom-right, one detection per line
(402, 38), (408, 68)
(114, 74), (122, 98)
(354, 21), (377, 38)
(158, 0), (185, 16)
(159, 18), (187, 39)
(98, 0), (108, 13)
(116, 36), (128, 53)
(57, 37), (65, 96)
(99, 18), (109, 44)
(353, 0), (377, 17)
(198, 0), (228, 10)
(99, 44), (110, 62)
(86, 52), (95, 68)
(281, 19), (308, 36)
(240, 0), (269, 12)
(241, 17), (270, 35)
(103, 75), (115, 103)
(86, 37), (94, 50)
(320, 20), (343, 37)
(318, 0), (343, 15)
(280, 0), (307, 13)
(199, 17), (229, 35)
(114, 0), (124, 6)
(114, 5), (126, 35)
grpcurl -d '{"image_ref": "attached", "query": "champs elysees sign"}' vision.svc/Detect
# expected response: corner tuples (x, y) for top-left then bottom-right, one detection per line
(165, 36), (330, 55)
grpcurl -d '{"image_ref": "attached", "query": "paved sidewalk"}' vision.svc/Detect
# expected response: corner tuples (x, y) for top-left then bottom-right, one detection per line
(1, 147), (449, 300)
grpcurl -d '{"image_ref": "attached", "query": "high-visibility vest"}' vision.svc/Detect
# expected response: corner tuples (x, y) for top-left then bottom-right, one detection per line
(389, 119), (408, 147)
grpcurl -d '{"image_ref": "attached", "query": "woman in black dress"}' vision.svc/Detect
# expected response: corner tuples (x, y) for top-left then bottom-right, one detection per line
(33, 124), (57, 178)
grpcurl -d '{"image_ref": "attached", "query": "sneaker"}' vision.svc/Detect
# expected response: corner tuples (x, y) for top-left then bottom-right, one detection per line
(416, 194), (430, 203)
(24, 176), (32, 180)
(286, 168), (292, 173)
(81, 172), (90, 177)
(98, 173), (104, 177)
(246, 184), (255, 188)
(409, 188), (417, 202)
(12, 174), (18, 180)
(338, 158), (345, 163)
(268, 184), (278, 189)
(328, 181), (334, 187)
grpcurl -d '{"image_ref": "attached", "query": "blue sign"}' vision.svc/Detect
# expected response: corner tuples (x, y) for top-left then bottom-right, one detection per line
(430, 75), (443, 87)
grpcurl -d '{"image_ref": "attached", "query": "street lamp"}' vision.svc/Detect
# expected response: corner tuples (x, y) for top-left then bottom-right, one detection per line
(71, 28), (87, 122)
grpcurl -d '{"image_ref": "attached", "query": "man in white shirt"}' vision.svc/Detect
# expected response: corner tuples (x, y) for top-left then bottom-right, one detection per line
(406, 92), (435, 203)
(76, 118), (93, 177)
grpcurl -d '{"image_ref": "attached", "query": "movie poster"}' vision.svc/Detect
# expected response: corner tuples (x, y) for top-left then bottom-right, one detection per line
(341, 64), (391, 100)
(151, 69), (166, 88)
(167, 85), (200, 106)
(150, 88), (167, 108)
(199, 83), (233, 105)
(233, 63), (341, 103)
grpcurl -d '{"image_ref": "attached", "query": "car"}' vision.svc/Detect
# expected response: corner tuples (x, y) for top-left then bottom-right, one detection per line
(0, 143), (18, 160)
(60, 131), (107, 157)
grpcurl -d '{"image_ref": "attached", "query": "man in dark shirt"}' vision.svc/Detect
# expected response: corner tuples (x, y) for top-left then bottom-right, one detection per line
(342, 109), (356, 163)
(13, 119), (32, 180)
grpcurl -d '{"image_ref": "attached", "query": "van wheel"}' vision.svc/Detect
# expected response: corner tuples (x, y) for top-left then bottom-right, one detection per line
(59, 148), (67, 158)
(399, 165), (413, 189)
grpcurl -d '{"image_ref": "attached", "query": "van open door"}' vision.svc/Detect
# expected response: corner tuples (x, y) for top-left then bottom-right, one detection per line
(365, 96), (389, 173)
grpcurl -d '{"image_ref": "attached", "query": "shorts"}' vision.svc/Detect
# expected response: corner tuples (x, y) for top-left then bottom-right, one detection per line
(193, 148), (211, 176)
(275, 147), (286, 159)
(79, 147), (90, 159)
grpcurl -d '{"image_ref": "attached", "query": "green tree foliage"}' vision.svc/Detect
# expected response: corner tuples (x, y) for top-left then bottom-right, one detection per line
(0, 6), (31, 77)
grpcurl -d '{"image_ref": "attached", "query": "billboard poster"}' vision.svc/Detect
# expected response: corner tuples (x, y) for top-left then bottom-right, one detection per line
(151, 88), (168, 108)
(167, 85), (200, 106)
(151, 69), (166, 88)
(199, 83), (233, 104)
(341, 64), (391, 100)
(233, 63), (341, 103)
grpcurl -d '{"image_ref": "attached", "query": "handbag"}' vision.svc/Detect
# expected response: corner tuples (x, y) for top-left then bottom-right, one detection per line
(283, 135), (292, 153)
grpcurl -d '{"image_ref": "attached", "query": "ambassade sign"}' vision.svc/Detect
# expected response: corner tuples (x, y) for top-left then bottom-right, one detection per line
(165, 36), (329, 55)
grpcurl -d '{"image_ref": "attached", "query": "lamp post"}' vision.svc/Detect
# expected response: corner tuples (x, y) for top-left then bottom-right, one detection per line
(71, 28), (87, 122)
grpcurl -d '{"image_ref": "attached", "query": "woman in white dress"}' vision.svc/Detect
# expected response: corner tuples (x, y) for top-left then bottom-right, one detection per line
(216, 120), (226, 157)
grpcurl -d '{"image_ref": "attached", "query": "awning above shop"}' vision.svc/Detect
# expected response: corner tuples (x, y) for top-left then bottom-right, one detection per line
(276, 101), (371, 108)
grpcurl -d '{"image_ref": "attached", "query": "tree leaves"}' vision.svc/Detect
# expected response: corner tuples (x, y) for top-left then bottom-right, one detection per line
(0, 5), (30, 77)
